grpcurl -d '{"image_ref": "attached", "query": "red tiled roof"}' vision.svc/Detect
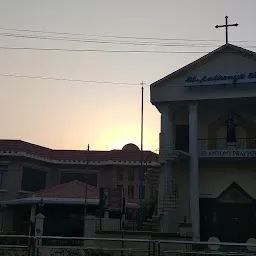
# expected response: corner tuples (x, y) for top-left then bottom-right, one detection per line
(22, 180), (99, 199)
(0, 139), (158, 162)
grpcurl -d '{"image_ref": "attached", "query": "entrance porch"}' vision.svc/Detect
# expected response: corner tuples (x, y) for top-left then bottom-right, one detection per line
(1, 181), (139, 236)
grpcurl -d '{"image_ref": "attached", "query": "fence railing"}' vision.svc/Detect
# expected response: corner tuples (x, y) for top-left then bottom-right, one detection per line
(1, 235), (256, 256)
(95, 218), (138, 232)
(0, 235), (29, 256)
(198, 137), (256, 150)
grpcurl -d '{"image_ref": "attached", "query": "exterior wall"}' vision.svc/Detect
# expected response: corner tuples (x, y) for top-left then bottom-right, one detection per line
(0, 157), (59, 202)
(5, 160), (23, 200)
(111, 165), (151, 205)
(98, 166), (116, 189)
(173, 162), (256, 227)
(199, 164), (256, 198)
(174, 167), (190, 225)
(0, 156), (156, 204)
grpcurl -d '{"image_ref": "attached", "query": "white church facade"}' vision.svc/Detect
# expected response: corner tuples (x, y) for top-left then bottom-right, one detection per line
(150, 43), (256, 243)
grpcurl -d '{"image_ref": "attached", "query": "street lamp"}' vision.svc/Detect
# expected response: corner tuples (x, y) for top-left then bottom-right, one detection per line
(38, 198), (44, 212)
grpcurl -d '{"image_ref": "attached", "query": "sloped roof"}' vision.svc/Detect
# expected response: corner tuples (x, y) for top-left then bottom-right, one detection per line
(0, 139), (158, 162)
(151, 43), (256, 88)
(21, 180), (99, 199)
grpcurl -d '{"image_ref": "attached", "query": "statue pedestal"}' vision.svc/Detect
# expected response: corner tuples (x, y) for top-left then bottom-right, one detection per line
(227, 142), (236, 150)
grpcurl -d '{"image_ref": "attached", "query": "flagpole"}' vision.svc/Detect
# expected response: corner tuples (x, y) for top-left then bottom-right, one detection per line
(83, 144), (89, 237)
(139, 82), (144, 226)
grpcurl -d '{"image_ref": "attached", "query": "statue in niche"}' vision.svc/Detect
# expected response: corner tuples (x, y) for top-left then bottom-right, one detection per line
(225, 115), (237, 143)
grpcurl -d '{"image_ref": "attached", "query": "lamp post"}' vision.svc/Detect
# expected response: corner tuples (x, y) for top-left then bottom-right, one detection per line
(38, 198), (44, 212)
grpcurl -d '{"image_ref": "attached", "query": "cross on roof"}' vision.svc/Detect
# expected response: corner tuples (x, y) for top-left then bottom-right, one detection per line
(215, 16), (238, 44)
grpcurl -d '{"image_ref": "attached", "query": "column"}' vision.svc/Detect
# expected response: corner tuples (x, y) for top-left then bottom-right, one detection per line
(160, 105), (174, 232)
(160, 107), (173, 153)
(29, 204), (36, 236)
(189, 102), (200, 241)
(160, 107), (173, 195)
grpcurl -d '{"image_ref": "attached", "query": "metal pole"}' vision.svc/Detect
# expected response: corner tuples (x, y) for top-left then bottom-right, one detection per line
(83, 144), (89, 236)
(139, 82), (144, 225)
(225, 16), (228, 44)
(121, 188), (125, 256)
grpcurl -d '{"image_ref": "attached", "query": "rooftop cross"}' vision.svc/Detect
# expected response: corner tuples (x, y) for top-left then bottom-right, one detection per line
(215, 16), (238, 44)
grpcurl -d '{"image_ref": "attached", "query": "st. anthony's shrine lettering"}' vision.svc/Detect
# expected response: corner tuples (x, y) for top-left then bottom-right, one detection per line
(200, 150), (256, 158)
(185, 72), (256, 85)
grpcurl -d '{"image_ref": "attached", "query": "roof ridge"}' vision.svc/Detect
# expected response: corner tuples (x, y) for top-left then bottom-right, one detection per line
(25, 180), (81, 197)
(0, 139), (159, 162)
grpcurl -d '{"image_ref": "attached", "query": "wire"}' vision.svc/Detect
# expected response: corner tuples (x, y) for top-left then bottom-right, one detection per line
(0, 32), (219, 48)
(0, 46), (209, 54)
(0, 73), (143, 87)
(1, 26), (256, 45)
(0, 27), (222, 42)
(0, 73), (185, 87)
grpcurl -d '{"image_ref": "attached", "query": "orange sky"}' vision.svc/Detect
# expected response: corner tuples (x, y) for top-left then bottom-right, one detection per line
(0, 0), (255, 151)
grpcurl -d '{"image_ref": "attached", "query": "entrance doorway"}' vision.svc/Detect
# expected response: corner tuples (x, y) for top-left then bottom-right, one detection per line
(217, 203), (254, 242)
(175, 125), (189, 152)
(200, 182), (256, 242)
(216, 182), (255, 242)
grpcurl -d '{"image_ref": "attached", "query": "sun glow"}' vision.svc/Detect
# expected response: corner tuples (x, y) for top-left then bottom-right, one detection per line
(95, 124), (141, 150)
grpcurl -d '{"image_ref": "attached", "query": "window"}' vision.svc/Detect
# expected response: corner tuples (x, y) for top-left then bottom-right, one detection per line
(0, 165), (8, 189)
(175, 125), (189, 152)
(60, 173), (97, 187)
(117, 169), (123, 181)
(128, 185), (134, 199)
(21, 167), (46, 192)
(139, 185), (145, 199)
(128, 168), (134, 181)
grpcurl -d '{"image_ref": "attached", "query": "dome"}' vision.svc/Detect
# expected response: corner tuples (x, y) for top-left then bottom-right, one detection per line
(122, 143), (140, 151)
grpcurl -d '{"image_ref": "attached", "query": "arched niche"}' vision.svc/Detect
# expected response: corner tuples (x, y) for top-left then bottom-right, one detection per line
(208, 113), (256, 149)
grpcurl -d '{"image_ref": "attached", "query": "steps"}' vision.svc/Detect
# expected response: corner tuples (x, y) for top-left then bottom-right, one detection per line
(139, 217), (159, 231)
(159, 194), (177, 212)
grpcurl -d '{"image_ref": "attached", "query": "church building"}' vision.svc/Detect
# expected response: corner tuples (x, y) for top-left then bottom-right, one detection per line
(150, 41), (256, 243)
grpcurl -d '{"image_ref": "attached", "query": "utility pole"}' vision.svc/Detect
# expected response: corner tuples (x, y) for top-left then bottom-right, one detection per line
(121, 187), (126, 256)
(139, 81), (144, 226)
(83, 144), (90, 237)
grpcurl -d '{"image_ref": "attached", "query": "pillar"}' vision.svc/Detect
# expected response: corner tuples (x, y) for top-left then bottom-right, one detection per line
(29, 204), (36, 236)
(160, 106), (173, 194)
(35, 213), (45, 236)
(35, 213), (45, 254)
(188, 102), (200, 241)
(84, 215), (96, 247)
(160, 105), (174, 232)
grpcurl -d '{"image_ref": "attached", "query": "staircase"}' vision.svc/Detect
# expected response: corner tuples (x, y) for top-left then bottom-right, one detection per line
(159, 179), (178, 212)
(161, 194), (177, 211)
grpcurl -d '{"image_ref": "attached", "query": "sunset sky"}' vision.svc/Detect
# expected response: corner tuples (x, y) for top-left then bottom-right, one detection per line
(0, 0), (256, 151)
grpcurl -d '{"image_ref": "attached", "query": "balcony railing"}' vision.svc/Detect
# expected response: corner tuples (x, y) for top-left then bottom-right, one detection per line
(198, 137), (256, 150)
